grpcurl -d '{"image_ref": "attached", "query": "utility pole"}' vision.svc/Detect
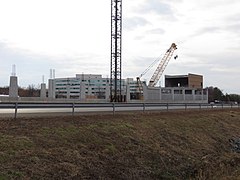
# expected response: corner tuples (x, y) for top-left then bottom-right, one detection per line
(110, 0), (122, 102)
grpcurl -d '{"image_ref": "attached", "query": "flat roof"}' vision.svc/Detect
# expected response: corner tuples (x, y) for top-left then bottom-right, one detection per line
(165, 75), (188, 78)
(165, 73), (202, 79)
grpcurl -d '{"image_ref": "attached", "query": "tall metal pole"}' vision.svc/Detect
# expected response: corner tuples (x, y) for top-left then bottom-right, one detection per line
(110, 0), (122, 102)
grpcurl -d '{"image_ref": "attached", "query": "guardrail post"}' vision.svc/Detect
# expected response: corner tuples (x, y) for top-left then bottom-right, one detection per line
(185, 104), (187, 111)
(14, 103), (18, 120)
(143, 103), (145, 112)
(199, 104), (201, 110)
(167, 103), (169, 111)
(222, 103), (224, 109)
(113, 103), (115, 115)
(72, 103), (75, 116)
(231, 103), (233, 109)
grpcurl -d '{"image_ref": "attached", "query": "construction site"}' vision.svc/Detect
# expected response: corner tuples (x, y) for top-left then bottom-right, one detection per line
(0, 0), (208, 103)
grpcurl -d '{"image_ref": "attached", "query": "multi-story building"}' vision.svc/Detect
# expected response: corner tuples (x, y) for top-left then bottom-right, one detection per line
(48, 73), (208, 103)
(48, 74), (111, 100)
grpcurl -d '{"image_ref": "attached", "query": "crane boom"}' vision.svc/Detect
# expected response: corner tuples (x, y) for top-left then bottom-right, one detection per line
(148, 43), (177, 87)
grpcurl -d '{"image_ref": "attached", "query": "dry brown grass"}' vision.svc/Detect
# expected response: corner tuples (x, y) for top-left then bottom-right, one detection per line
(0, 109), (240, 179)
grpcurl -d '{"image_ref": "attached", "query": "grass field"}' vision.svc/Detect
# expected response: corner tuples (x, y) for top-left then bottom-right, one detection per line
(0, 109), (240, 179)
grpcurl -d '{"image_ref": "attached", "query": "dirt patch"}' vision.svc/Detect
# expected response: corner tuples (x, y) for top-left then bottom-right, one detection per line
(0, 109), (240, 179)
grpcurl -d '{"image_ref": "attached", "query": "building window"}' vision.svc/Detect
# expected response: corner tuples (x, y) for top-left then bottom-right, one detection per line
(185, 90), (192, 95)
(161, 89), (172, 94)
(195, 90), (202, 95)
(174, 90), (183, 94)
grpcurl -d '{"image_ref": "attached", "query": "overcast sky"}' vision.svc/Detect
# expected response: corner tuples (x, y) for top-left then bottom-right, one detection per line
(0, 0), (239, 94)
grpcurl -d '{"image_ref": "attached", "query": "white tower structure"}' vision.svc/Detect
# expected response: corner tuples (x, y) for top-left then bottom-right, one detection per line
(9, 64), (19, 98)
(48, 69), (55, 99)
(40, 75), (47, 99)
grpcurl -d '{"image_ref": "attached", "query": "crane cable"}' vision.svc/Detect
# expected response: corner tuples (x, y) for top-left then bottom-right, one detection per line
(139, 53), (163, 78)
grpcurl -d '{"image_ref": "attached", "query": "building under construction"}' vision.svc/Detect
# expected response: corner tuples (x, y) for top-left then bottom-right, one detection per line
(46, 73), (207, 103)
(1, 42), (208, 104)
(46, 43), (208, 103)
(142, 74), (207, 103)
(165, 73), (203, 89)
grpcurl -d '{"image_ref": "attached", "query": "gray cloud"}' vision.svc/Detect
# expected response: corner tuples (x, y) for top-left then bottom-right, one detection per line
(225, 13), (240, 23)
(132, 28), (165, 41)
(133, 36), (145, 41)
(190, 26), (222, 38)
(128, 55), (167, 78)
(55, 54), (109, 76)
(226, 23), (240, 34)
(135, 0), (177, 20)
(124, 16), (151, 30)
(0, 42), (60, 86)
(146, 28), (165, 35)
(0, 42), (109, 87)
(189, 23), (240, 40)
(180, 52), (240, 81)
(138, 0), (172, 14)
(200, 0), (240, 8)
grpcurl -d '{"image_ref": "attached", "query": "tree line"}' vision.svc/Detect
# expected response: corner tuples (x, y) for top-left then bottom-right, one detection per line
(208, 86), (240, 103)
(0, 85), (40, 97)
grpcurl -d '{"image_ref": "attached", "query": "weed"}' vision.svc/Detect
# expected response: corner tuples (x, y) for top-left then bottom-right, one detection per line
(0, 109), (240, 179)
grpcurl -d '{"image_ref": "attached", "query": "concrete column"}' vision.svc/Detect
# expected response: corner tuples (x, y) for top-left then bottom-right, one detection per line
(143, 84), (148, 102)
(159, 88), (162, 101)
(105, 83), (110, 101)
(206, 89), (209, 102)
(80, 82), (86, 101)
(48, 79), (55, 99)
(172, 88), (175, 101)
(66, 84), (70, 99)
(9, 76), (18, 98)
(87, 82), (92, 98)
(40, 83), (46, 99)
(192, 89), (195, 101)
(126, 84), (130, 102)
(183, 88), (186, 101)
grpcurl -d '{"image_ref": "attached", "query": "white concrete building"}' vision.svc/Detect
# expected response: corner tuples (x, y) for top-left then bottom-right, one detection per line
(48, 74), (111, 101)
(47, 74), (208, 103)
(143, 86), (208, 103)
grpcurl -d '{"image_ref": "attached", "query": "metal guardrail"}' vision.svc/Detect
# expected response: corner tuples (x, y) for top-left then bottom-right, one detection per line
(0, 102), (239, 119)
